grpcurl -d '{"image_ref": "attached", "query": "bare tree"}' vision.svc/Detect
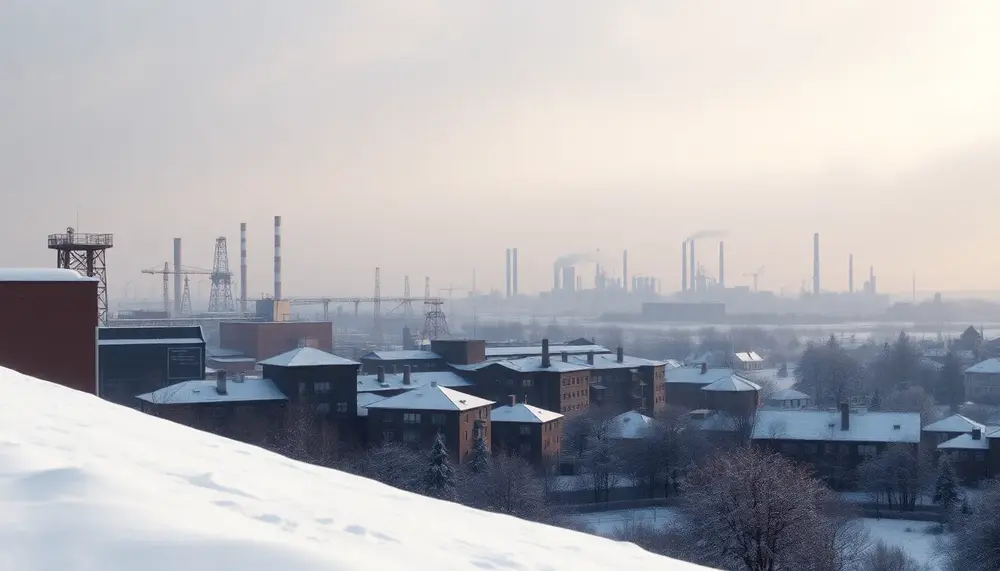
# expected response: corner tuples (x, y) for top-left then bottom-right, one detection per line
(580, 431), (625, 503)
(474, 451), (550, 521)
(795, 336), (865, 407)
(941, 479), (1000, 571)
(862, 541), (932, 571)
(677, 446), (842, 571)
(340, 441), (425, 493)
(856, 444), (932, 511)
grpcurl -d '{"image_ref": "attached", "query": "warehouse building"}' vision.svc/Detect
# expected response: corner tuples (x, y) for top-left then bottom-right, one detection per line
(97, 326), (207, 408)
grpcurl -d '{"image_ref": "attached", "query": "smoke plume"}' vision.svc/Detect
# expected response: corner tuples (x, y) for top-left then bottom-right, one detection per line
(686, 229), (727, 241)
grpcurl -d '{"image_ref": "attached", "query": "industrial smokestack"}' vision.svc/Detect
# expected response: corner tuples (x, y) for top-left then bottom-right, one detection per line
(552, 264), (560, 291)
(505, 249), (512, 299)
(869, 266), (874, 295)
(512, 248), (518, 297)
(273, 215), (282, 300)
(240, 223), (248, 312)
(689, 239), (696, 292)
(623, 250), (629, 293)
(812, 233), (820, 296)
(563, 266), (576, 292)
(718, 241), (725, 289)
(173, 238), (182, 316)
(849, 254), (854, 293)
(682, 241), (688, 292)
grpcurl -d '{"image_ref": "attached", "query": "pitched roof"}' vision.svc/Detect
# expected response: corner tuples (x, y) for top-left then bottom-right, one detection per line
(136, 378), (287, 405)
(767, 388), (812, 401)
(363, 384), (493, 412)
(733, 351), (764, 363)
(356, 370), (472, 393)
(451, 357), (589, 374)
(484, 344), (611, 359)
(752, 409), (921, 444)
(938, 432), (990, 450)
(566, 353), (665, 370)
(258, 347), (359, 368)
(356, 393), (387, 417)
(608, 411), (655, 439)
(360, 350), (442, 361)
(966, 358), (1000, 374)
(490, 404), (563, 424)
(922, 414), (984, 433)
(666, 366), (740, 385)
(701, 375), (761, 392)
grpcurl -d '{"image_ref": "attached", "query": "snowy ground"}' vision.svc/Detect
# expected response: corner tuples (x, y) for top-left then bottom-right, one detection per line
(573, 508), (946, 570)
(0, 368), (708, 571)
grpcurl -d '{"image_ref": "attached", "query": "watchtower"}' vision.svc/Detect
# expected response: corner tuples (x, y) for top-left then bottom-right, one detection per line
(47, 227), (114, 325)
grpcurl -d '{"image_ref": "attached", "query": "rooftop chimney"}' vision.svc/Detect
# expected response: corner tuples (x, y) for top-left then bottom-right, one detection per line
(587, 351), (594, 365)
(173, 238), (182, 316)
(505, 248), (512, 299)
(403, 365), (412, 385)
(215, 370), (227, 395)
(240, 222), (248, 313)
(237, 372), (246, 383)
(718, 241), (725, 288)
(840, 402), (850, 431)
(273, 215), (282, 300)
(700, 362), (708, 374)
(522, 394), (528, 405)
(617, 347), (624, 363)
(541, 339), (551, 368)
(377, 366), (385, 384)
(681, 241), (688, 292)
(813, 232), (820, 296)
(509, 394), (516, 406)
(430, 380), (438, 387)
(512, 248), (519, 297)
(973, 427), (982, 440)
(561, 351), (568, 362)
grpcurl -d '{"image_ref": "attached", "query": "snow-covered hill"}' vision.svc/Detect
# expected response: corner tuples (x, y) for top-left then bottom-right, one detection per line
(0, 368), (707, 570)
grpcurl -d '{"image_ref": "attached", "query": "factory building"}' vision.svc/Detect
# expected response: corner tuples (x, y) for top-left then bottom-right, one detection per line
(0, 269), (98, 394)
(219, 320), (333, 361)
(97, 326), (207, 408)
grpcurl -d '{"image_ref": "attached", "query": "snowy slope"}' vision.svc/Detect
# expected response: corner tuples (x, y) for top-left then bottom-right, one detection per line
(0, 368), (707, 571)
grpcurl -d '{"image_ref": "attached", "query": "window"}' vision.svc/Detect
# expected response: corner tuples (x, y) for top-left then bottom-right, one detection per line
(403, 413), (421, 424)
(316, 403), (330, 414)
(314, 381), (332, 393)
(522, 378), (534, 387)
(431, 414), (446, 425)
(383, 430), (395, 441)
(519, 425), (531, 436)
(335, 402), (348, 413)
(858, 444), (877, 457)
(402, 430), (419, 443)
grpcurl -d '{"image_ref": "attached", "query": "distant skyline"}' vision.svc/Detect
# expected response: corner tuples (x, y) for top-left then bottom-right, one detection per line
(3, 1), (1000, 298)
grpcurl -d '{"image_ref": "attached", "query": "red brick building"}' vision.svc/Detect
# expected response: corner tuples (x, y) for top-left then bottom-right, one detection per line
(219, 321), (333, 361)
(0, 269), (98, 394)
(489, 399), (564, 470)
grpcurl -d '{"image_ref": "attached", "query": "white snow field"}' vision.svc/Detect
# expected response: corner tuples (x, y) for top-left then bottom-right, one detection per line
(0, 368), (707, 571)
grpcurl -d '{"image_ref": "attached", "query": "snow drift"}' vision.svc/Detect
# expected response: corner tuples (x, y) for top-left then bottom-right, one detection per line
(0, 368), (707, 570)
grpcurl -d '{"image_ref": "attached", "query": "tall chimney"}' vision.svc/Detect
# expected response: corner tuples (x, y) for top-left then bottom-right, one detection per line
(849, 254), (854, 293)
(377, 366), (385, 384)
(512, 248), (518, 297)
(813, 233), (820, 296)
(623, 250), (629, 293)
(840, 402), (850, 431)
(216, 370), (227, 395)
(273, 215), (282, 300)
(173, 238), (182, 316)
(552, 264), (560, 291)
(509, 394), (516, 406)
(718, 241), (725, 289)
(403, 365), (412, 385)
(681, 241), (688, 292)
(689, 239), (696, 292)
(505, 248), (512, 298)
(616, 346), (624, 363)
(541, 339), (550, 368)
(240, 223), (248, 312)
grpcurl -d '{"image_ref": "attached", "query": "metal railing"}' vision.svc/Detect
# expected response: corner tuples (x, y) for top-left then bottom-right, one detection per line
(47, 233), (114, 247)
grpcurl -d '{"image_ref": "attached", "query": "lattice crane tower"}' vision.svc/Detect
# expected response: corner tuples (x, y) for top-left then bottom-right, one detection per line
(208, 236), (235, 313)
(47, 228), (114, 325)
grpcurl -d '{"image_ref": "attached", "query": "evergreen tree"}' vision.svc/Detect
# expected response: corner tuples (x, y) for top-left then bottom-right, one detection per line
(424, 432), (456, 500)
(469, 431), (490, 474)
(933, 456), (960, 511)
(941, 351), (965, 412)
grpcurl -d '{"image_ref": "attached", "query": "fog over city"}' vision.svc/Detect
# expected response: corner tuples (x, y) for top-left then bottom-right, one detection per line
(3, 1), (1000, 302)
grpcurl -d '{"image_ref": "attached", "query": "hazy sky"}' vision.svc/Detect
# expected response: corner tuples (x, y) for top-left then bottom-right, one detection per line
(3, 1), (1000, 301)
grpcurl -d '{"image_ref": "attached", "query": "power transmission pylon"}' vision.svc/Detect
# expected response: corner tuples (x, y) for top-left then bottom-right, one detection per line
(373, 267), (382, 343)
(420, 276), (449, 343)
(403, 275), (413, 318)
(181, 276), (193, 315)
(207, 236), (235, 313)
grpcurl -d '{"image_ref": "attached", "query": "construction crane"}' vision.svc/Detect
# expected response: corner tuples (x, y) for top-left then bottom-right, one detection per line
(743, 265), (765, 293)
(141, 263), (213, 315)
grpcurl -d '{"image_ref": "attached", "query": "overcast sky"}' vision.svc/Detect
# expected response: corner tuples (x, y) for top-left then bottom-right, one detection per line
(3, 1), (999, 301)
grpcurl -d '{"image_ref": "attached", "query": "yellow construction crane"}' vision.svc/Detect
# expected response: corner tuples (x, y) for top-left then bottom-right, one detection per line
(141, 263), (213, 316)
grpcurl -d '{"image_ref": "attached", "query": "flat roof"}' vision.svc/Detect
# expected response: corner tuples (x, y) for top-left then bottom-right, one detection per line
(0, 268), (98, 282)
(99, 338), (205, 346)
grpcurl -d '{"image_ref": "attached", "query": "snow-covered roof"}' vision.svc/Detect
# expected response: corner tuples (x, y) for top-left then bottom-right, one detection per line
(938, 432), (991, 451)
(363, 384), (494, 412)
(663, 359), (684, 370)
(965, 358), (1000, 374)
(258, 347), (359, 368)
(752, 409), (921, 444)
(733, 351), (764, 363)
(701, 375), (761, 392)
(136, 378), (287, 405)
(0, 366), (711, 570)
(357, 393), (387, 417)
(99, 337), (204, 346)
(922, 414), (984, 433)
(566, 353), (665, 370)
(666, 366), (740, 385)
(484, 344), (611, 359)
(356, 370), (472, 393)
(452, 356), (590, 374)
(0, 268), (98, 282)
(490, 403), (563, 424)
(360, 350), (442, 361)
(766, 388), (812, 402)
(608, 411), (655, 439)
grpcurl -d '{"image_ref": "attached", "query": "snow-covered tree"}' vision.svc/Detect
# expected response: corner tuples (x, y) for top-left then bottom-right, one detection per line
(863, 541), (931, 571)
(933, 456), (960, 515)
(424, 432), (456, 500)
(469, 431), (490, 474)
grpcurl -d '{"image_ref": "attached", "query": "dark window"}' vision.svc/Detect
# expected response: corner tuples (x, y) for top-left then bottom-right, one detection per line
(383, 430), (395, 441)
(519, 425), (531, 436)
(431, 413), (446, 425)
(314, 382), (332, 393)
(335, 402), (348, 413)
(403, 413), (421, 424)
(403, 430), (419, 443)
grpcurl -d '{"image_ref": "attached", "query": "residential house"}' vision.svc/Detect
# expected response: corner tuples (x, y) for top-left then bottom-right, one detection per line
(359, 350), (445, 374)
(964, 358), (1000, 402)
(567, 349), (666, 416)
(363, 382), (494, 463)
(763, 388), (813, 409)
(664, 364), (760, 417)
(490, 398), (564, 470)
(936, 427), (993, 484)
(752, 404), (921, 489)
(732, 351), (765, 373)
(921, 414), (984, 449)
